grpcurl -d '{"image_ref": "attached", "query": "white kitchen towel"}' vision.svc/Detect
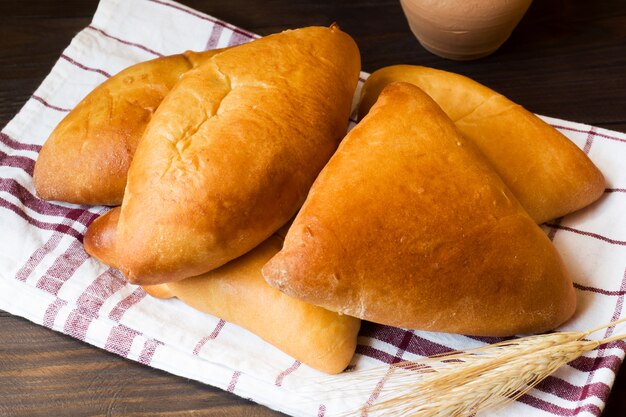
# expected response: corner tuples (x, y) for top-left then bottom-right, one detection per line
(1, 0), (625, 415)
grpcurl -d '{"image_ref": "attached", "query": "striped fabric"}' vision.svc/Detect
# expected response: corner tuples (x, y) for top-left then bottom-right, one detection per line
(1, 0), (625, 415)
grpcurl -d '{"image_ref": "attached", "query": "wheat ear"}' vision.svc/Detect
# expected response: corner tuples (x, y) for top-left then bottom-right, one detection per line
(331, 317), (626, 416)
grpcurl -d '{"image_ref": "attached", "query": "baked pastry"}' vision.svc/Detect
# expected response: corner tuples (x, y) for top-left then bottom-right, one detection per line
(84, 206), (121, 269)
(359, 65), (605, 224)
(85, 208), (360, 374)
(263, 82), (576, 336)
(116, 25), (360, 285)
(33, 50), (218, 206)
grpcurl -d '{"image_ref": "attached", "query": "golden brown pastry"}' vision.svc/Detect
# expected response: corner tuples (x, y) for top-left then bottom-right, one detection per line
(85, 208), (360, 374)
(359, 65), (605, 224)
(263, 82), (576, 337)
(116, 25), (361, 285)
(84, 207), (121, 269)
(33, 50), (219, 206)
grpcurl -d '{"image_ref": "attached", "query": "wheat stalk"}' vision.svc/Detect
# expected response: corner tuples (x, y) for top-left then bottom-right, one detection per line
(323, 317), (626, 416)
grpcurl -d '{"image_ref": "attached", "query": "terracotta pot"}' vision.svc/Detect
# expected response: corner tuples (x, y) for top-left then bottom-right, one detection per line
(400, 0), (533, 60)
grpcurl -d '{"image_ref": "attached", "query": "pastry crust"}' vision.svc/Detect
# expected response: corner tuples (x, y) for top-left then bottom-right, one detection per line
(359, 65), (605, 224)
(84, 208), (360, 374)
(33, 50), (218, 206)
(116, 26), (361, 284)
(83, 206), (120, 269)
(263, 82), (577, 336)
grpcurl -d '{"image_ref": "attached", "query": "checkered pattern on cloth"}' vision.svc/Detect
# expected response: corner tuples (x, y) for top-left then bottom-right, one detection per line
(1, 0), (625, 415)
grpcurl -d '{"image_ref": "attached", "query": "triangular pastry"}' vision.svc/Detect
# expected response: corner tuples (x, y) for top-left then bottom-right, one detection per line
(263, 82), (576, 336)
(359, 65), (605, 224)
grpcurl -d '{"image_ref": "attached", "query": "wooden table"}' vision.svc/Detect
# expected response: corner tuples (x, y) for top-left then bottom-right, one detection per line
(1, 0), (625, 415)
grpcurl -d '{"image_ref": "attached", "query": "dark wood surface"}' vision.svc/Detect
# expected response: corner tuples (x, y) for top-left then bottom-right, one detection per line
(1, 1), (625, 416)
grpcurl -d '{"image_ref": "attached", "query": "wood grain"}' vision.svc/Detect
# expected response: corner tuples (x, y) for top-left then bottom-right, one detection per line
(1, 0), (625, 416)
(0, 312), (283, 417)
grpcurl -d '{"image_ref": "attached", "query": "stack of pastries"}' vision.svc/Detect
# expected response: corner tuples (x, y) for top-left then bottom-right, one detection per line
(34, 25), (604, 373)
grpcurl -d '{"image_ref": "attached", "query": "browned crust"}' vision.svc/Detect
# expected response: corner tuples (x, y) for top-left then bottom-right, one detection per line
(84, 207), (360, 374)
(33, 50), (220, 206)
(263, 82), (576, 336)
(358, 65), (605, 224)
(115, 26), (361, 284)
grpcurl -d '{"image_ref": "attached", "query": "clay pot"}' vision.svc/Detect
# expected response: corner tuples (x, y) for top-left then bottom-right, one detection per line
(400, 0), (533, 60)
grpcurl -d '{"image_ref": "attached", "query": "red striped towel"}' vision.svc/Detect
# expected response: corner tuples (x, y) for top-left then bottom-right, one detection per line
(1, 0), (625, 415)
